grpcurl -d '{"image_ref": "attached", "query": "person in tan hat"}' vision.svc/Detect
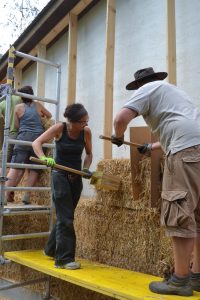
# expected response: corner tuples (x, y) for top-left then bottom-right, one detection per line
(111, 67), (200, 296)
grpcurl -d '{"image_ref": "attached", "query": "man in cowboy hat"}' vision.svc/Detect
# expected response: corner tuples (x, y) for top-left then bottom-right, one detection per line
(111, 67), (200, 296)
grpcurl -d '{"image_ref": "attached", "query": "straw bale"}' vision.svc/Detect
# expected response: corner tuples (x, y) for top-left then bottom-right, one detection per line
(49, 277), (116, 300)
(75, 158), (173, 278)
(75, 197), (173, 277)
(95, 159), (133, 209)
(95, 158), (155, 210)
(134, 157), (151, 206)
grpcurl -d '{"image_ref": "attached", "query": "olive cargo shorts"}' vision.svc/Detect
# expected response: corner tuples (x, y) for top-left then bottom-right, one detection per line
(161, 145), (200, 238)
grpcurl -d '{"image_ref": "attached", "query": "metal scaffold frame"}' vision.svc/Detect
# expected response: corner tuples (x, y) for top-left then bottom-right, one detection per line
(0, 46), (61, 263)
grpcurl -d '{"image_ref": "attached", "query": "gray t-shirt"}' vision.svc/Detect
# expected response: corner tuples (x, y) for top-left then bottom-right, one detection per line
(124, 81), (200, 154)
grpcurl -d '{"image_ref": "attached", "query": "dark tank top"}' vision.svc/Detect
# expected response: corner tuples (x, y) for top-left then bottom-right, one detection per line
(19, 102), (44, 134)
(55, 123), (85, 170)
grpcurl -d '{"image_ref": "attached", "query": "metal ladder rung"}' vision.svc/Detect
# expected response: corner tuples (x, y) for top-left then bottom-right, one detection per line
(14, 90), (58, 105)
(7, 163), (48, 170)
(3, 207), (52, 216)
(8, 138), (55, 148)
(14, 50), (60, 68)
(4, 187), (51, 191)
(1, 231), (50, 241)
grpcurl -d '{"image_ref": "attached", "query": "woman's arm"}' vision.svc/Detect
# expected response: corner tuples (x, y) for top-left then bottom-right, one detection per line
(82, 127), (93, 169)
(14, 107), (20, 130)
(36, 102), (52, 118)
(32, 122), (63, 158)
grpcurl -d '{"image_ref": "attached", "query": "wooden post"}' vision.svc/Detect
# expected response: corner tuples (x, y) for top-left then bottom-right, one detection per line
(103, 0), (116, 159)
(130, 127), (163, 208)
(166, 0), (176, 85)
(14, 67), (22, 89)
(67, 12), (77, 105)
(36, 44), (46, 98)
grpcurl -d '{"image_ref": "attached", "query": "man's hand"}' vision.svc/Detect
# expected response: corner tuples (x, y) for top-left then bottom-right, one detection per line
(137, 143), (152, 154)
(111, 134), (124, 147)
(40, 156), (56, 167)
(82, 168), (93, 179)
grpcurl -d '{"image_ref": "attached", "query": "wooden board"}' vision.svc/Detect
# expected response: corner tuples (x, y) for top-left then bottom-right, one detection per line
(130, 127), (163, 208)
(5, 250), (200, 300)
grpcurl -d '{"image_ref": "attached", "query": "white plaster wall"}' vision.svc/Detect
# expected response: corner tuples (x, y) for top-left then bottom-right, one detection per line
(113, 0), (166, 157)
(176, 0), (200, 107)
(20, 0), (200, 197)
(76, 0), (106, 195)
(45, 34), (68, 121)
(22, 63), (37, 92)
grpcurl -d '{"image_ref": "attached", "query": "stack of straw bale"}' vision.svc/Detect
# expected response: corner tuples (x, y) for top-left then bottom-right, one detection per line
(75, 157), (173, 279)
(0, 156), (174, 300)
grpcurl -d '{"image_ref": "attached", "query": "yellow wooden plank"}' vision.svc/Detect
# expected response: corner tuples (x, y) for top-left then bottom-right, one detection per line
(4, 250), (200, 300)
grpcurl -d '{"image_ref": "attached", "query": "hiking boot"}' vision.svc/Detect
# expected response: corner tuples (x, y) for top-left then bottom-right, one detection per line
(22, 193), (31, 205)
(190, 271), (200, 291)
(55, 261), (81, 270)
(149, 273), (193, 296)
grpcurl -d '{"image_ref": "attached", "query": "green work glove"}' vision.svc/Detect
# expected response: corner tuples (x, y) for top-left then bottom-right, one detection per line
(82, 168), (93, 179)
(40, 156), (56, 167)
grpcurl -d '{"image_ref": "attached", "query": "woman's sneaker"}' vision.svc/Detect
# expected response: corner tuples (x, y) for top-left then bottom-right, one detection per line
(43, 250), (54, 259)
(55, 261), (81, 270)
(149, 273), (193, 296)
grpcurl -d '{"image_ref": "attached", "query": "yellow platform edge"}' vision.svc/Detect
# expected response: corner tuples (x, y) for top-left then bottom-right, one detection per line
(4, 250), (200, 300)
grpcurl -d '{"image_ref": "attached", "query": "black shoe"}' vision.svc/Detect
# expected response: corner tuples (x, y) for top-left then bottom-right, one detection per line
(149, 273), (193, 296)
(190, 271), (200, 291)
(43, 250), (54, 259)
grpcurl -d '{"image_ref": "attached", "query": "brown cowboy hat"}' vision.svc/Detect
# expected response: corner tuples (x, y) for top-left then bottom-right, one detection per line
(126, 67), (168, 90)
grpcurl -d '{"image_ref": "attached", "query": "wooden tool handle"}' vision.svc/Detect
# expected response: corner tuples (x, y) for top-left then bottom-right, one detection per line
(99, 135), (142, 147)
(29, 156), (87, 176)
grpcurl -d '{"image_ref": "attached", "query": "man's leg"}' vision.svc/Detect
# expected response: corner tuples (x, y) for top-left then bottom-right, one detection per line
(149, 236), (193, 296)
(191, 237), (200, 272)
(172, 236), (194, 276)
(189, 237), (200, 291)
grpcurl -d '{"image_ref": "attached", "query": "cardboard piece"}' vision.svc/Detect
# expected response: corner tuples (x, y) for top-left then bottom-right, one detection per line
(130, 127), (163, 208)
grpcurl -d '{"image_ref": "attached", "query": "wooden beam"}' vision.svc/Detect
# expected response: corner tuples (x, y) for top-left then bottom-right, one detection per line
(166, 0), (176, 84)
(14, 67), (22, 89)
(41, 14), (69, 46)
(67, 12), (78, 105)
(103, 0), (116, 159)
(71, 0), (93, 15)
(14, 0), (93, 75)
(16, 49), (37, 70)
(36, 44), (46, 98)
